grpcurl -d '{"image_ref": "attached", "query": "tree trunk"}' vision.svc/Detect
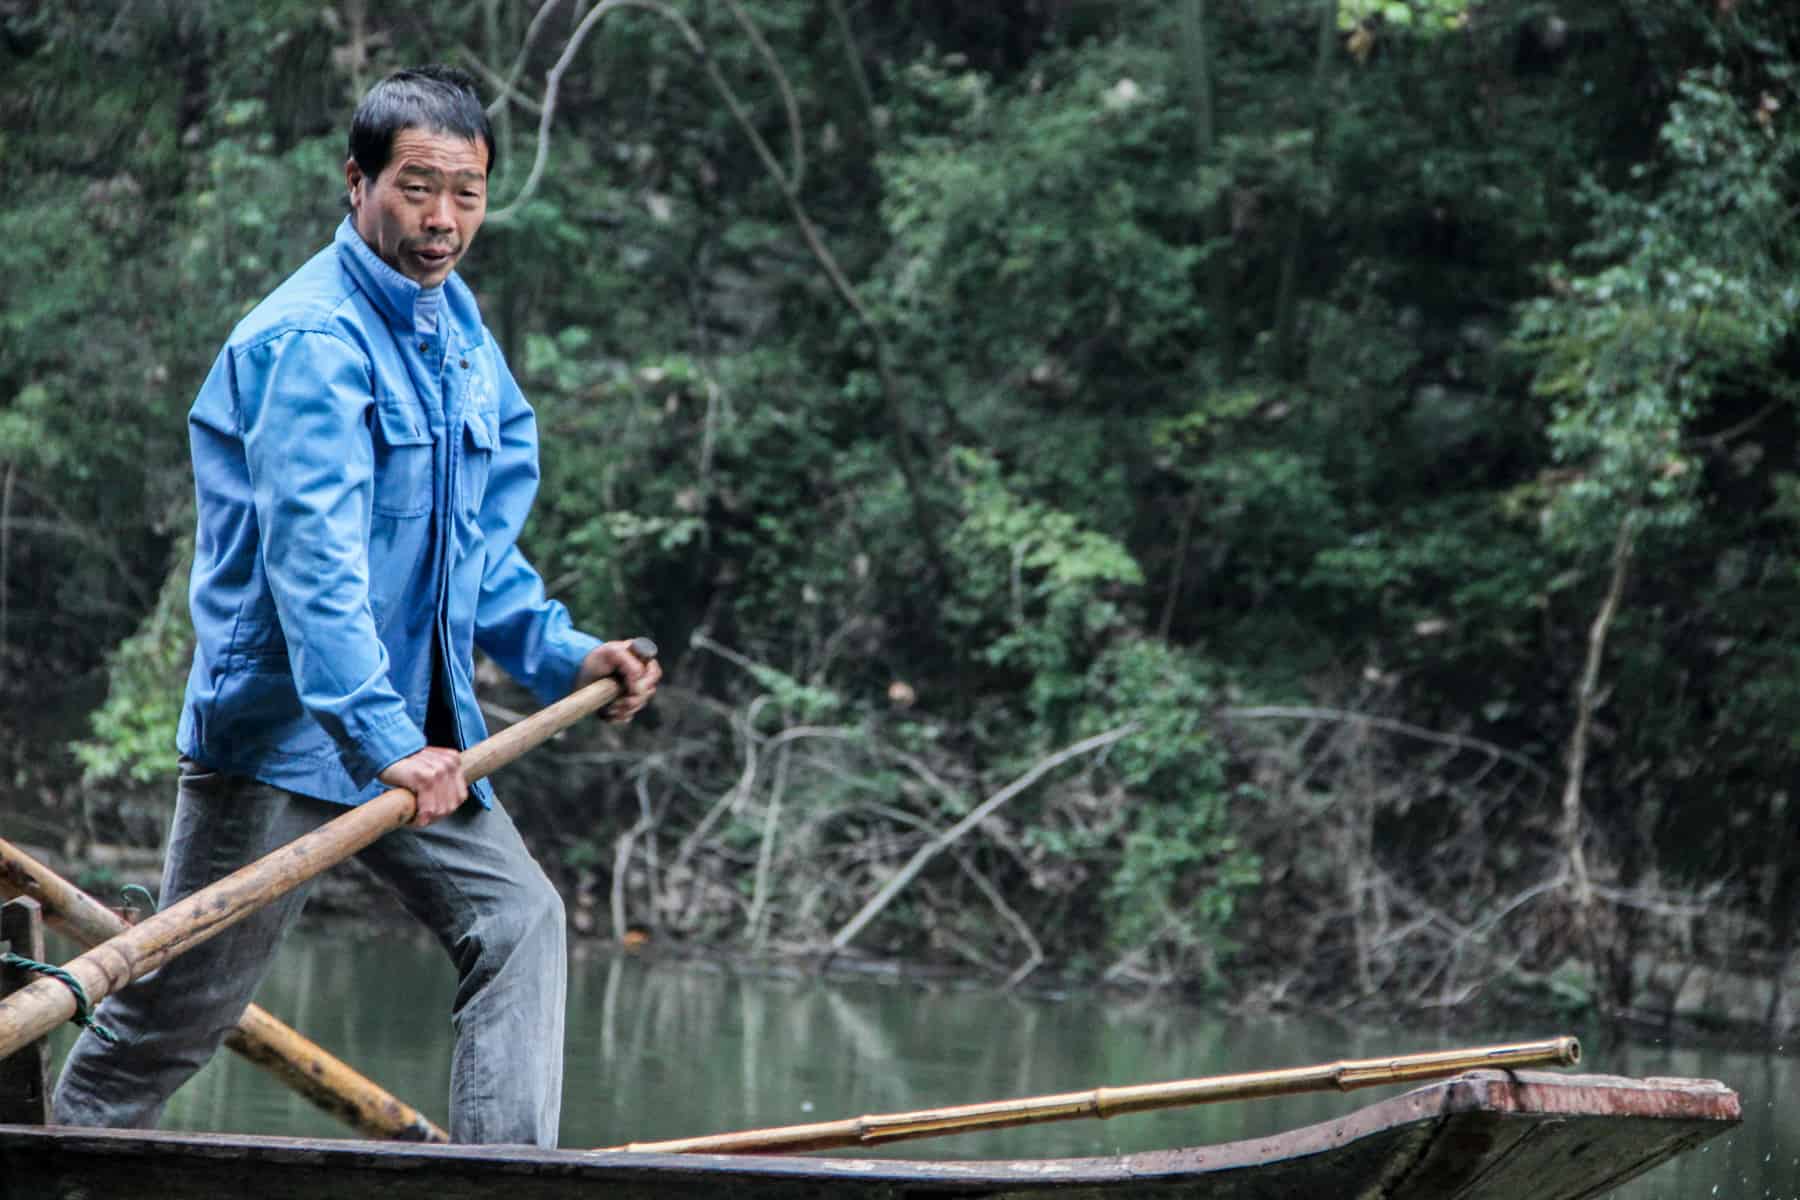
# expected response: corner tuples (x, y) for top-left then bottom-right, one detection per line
(1180, 0), (1233, 379)
(1560, 515), (1637, 1017)
(1272, 0), (1337, 377)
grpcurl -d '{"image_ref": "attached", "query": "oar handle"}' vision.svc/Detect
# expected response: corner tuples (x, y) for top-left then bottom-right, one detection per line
(461, 636), (657, 785)
(0, 635), (658, 1063)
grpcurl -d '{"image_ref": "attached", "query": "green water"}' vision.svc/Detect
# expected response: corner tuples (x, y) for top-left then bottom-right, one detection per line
(43, 928), (1798, 1197)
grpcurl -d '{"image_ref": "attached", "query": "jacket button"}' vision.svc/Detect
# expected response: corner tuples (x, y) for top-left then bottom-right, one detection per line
(459, 358), (468, 369)
(418, 341), (429, 353)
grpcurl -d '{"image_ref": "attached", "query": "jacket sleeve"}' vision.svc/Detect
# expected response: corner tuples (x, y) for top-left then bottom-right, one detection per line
(235, 329), (427, 785)
(471, 341), (603, 703)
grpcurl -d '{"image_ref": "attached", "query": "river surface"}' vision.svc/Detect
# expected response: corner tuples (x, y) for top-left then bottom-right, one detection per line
(42, 927), (1797, 1197)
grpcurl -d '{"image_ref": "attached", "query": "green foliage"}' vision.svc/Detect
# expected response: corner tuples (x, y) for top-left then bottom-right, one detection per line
(943, 448), (1143, 718)
(0, 29), (198, 670)
(1085, 639), (1258, 961)
(0, 6), (349, 815)
(1518, 67), (1800, 547)
(875, 42), (1209, 528)
(1309, 496), (1546, 642)
(1339, 0), (1475, 33)
(18, 0), (1800, 1012)
(74, 536), (194, 787)
(882, 48), (1204, 369)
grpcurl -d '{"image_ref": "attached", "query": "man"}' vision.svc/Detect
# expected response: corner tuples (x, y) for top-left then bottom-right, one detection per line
(52, 65), (657, 1146)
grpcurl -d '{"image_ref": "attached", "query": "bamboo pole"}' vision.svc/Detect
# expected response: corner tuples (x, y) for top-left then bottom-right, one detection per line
(607, 1036), (1581, 1155)
(0, 637), (655, 1064)
(0, 838), (446, 1141)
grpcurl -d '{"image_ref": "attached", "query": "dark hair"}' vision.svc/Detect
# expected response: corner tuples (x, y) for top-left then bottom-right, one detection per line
(348, 65), (497, 181)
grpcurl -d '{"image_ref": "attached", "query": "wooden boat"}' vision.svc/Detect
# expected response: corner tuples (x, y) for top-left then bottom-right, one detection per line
(0, 1068), (1739, 1200)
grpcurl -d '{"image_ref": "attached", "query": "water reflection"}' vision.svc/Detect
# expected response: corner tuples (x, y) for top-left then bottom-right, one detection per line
(43, 927), (1796, 1198)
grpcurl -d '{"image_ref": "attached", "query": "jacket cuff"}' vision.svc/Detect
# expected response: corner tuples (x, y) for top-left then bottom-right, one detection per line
(344, 711), (430, 791)
(535, 629), (606, 704)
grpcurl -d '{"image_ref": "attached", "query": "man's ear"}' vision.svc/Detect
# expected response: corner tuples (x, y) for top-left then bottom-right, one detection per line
(344, 157), (365, 212)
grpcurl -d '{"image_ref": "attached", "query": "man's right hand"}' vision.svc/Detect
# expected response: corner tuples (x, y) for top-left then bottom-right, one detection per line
(380, 746), (469, 828)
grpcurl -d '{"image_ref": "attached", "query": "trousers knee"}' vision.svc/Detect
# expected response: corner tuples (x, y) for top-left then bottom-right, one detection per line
(456, 875), (566, 982)
(510, 875), (565, 949)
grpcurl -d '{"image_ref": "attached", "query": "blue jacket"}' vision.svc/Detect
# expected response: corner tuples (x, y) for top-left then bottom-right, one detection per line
(177, 218), (601, 806)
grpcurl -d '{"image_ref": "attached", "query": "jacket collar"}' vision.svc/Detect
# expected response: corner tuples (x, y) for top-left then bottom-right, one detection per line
(334, 216), (458, 335)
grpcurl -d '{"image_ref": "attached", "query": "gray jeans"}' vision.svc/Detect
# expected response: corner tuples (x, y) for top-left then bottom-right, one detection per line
(52, 760), (567, 1146)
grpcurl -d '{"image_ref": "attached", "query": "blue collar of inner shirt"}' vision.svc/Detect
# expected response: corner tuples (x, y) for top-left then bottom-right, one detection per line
(335, 216), (453, 336)
(414, 285), (443, 335)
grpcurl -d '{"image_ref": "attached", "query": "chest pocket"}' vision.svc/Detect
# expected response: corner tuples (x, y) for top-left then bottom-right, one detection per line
(460, 405), (499, 516)
(372, 399), (434, 519)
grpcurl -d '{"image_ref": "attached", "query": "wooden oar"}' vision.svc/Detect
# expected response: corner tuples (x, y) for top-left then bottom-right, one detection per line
(0, 838), (447, 1141)
(0, 637), (657, 1064)
(606, 1035), (1582, 1155)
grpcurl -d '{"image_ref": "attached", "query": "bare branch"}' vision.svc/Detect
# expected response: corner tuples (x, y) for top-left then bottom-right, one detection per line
(1559, 513), (1637, 1003)
(609, 764), (661, 941)
(825, 0), (878, 136)
(487, 0), (566, 117)
(720, 0), (805, 193)
(1223, 704), (1551, 784)
(953, 851), (1045, 989)
(829, 724), (1137, 954)
(1589, 882), (1721, 919)
(667, 693), (769, 890)
(1683, 396), (1784, 451)
(745, 738), (793, 947)
(688, 627), (771, 682)
(665, 642), (867, 929)
(821, 793), (1045, 987)
(460, 47), (546, 115)
(485, 0), (638, 224)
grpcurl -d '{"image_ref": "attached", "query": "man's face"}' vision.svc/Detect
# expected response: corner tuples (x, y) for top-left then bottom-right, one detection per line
(346, 128), (489, 288)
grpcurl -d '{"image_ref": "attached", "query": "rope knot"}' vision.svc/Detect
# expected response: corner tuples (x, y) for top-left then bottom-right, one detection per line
(1, 953), (119, 1045)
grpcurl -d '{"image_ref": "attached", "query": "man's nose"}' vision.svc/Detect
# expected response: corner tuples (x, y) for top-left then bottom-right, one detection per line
(424, 194), (454, 232)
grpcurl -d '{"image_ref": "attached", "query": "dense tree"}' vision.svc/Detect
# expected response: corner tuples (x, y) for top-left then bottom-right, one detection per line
(6, 0), (1800, 1022)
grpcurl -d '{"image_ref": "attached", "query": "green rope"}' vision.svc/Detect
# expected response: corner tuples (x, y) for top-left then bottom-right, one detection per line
(119, 884), (159, 919)
(1, 953), (119, 1045)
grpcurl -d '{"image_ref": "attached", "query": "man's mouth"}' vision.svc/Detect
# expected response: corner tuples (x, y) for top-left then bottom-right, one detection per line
(411, 245), (456, 265)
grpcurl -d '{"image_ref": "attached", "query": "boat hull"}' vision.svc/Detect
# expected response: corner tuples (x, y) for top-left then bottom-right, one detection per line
(0, 1070), (1739, 1200)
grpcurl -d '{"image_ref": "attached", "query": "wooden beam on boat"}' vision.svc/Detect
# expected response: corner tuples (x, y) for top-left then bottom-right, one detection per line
(0, 899), (49, 1126)
(614, 1035), (1583, 1154)
(0, 837), (446, 1143)
(0, 1070), (1741, 1200)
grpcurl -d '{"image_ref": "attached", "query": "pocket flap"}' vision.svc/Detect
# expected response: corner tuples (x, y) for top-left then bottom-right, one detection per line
(375, 399), (433, 447)
(463, 407), (499, 452)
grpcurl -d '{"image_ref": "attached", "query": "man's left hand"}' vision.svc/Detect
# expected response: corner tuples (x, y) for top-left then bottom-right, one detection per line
(577, 640), (662, 723)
